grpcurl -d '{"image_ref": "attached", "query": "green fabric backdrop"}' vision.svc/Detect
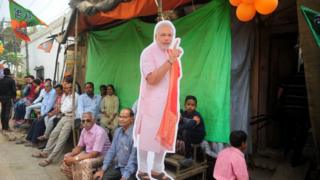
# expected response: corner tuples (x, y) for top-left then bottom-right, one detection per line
(86, 0), (231, 143)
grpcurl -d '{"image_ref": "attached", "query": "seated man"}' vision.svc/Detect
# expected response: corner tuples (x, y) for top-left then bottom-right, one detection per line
(213, 130), (249, 180)
(24, 82), (56, 146)
(31, 82), (79, 166)
(38, 84), (64, 141)
(94, 108), (137, 180)
(13, 76), (39, 124)
(60, 112), (111, 180)
(24, 79), (52, 121)
(78, 82), (101, 121)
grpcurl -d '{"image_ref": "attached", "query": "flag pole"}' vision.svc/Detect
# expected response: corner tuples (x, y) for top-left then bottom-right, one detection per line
(53, 17), (66, 83)
(71, 10), (78, 148)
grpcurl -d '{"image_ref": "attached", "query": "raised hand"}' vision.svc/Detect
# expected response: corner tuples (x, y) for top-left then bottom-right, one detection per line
(167, 38), (182, 64)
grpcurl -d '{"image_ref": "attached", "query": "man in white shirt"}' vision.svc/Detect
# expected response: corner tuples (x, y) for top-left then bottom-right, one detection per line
(32, 82), (79, 167)
(24, 82), (56, 146)
(24, 79), (52, 120)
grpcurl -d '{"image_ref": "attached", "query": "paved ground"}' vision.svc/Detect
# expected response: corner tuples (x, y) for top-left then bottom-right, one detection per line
(0, 131), (67, 180)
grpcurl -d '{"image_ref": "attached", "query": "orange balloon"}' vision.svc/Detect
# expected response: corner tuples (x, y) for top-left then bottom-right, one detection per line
(255, 0), (278, 15)
(242, 0), (255, 4)
(230, 0), (242, 7)
(236, 3), (256, 22)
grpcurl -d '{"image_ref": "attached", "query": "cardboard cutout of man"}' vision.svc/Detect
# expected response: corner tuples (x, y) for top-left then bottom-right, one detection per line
(134, 20), (183, 180)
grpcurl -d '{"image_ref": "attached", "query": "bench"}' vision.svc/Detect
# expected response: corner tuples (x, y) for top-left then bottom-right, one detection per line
(165, 144), (208, 180)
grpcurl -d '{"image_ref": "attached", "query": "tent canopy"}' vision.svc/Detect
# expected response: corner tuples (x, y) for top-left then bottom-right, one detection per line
(63, 0), (191, 40)
(85, 0), (231, 143)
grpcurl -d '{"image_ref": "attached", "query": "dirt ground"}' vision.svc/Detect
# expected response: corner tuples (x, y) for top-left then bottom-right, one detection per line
(0, 130), (67, 180)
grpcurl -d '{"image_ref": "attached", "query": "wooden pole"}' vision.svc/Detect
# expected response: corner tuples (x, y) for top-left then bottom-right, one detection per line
(25, 42), (29, 75)
(53, 17), (66, 83)
(59, 52), (67, 84)
(71, 11), (78, 147)
(156, 0), (163, 21)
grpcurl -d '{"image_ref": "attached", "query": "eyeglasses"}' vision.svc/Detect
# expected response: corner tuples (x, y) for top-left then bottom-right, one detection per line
(81, 119), (92, 124)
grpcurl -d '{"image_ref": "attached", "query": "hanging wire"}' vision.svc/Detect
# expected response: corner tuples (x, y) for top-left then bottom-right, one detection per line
(155, 0), (164, 22)
(191, 0), (196, 12)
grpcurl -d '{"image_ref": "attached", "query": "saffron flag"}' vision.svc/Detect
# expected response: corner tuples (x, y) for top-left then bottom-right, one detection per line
(9, 0), (47, 42)
(301, 5), (320, 47)
(37, 38), (54, 53)
(0, 41), (4, 55)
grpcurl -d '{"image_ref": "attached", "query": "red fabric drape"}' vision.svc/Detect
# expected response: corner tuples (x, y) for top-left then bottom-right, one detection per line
(156, 60), (181, 151)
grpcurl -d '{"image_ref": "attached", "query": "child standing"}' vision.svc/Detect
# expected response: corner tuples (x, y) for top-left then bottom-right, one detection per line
(213, 130), (249, 180)
(178, 95), (205, 167)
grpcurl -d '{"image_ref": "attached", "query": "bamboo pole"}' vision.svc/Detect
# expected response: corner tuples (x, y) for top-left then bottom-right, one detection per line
(53, 17), (66, 83)
(71, 10), (79, 147)
(25, 42), (29, 75)
(59, 51), (67, 84)
(156, 0), (163, 21)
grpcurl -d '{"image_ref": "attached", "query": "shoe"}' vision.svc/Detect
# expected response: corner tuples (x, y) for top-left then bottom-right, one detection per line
(179, 157), (193, 167)
(15, 139), (25, 144)
(14, 124), (21, 128)
(32, 152), (48, 158)
(8, 135), (16, 141)
(37, 135), (48, 141)
(137, 172), (150, 180)
(38, 143), (46, 150)
(24, 141), (37, 147)
(151, 172), (171, 180)
(20, 123), (31, 129)
(38, 159), (51, 167)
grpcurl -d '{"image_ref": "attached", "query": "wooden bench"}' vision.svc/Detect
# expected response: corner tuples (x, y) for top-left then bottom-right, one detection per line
(165, 144), (208, 180)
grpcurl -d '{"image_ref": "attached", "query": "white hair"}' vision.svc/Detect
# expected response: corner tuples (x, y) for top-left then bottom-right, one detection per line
(153, 20), (176, 43)
(82, 111), (95, 121)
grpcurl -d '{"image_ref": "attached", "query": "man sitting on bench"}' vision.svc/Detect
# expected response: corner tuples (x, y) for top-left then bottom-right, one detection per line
(94, 108), (137, 180)
(60, 111), (111, 180)
(31, 82), (79, 167)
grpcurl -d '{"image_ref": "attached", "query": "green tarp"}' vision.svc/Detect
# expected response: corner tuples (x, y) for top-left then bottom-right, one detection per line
(86, 0), (231, 143)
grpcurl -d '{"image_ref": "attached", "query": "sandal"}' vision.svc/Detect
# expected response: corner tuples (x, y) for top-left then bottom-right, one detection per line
(8, 135), (16, 141)
(137, 172), (150, 180)
(37, 135), (48, 141)
(32, 152), (48, 158)
(15, 139), (25, 144)
(151, 172), (171, 180)
(38, 159), (51, 167)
